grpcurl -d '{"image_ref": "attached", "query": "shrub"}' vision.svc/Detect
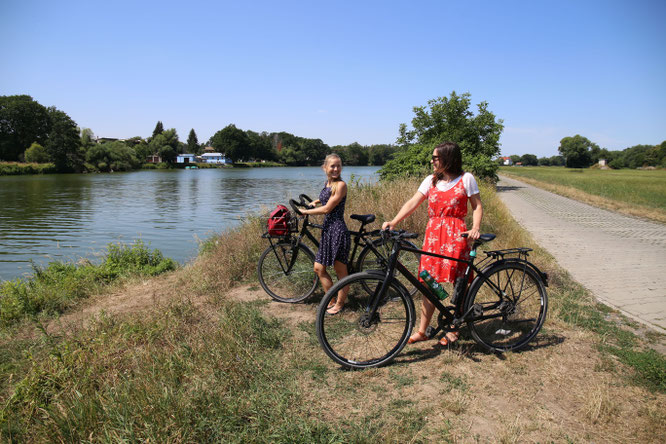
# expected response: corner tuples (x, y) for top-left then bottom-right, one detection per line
(24, 143), (49, 163)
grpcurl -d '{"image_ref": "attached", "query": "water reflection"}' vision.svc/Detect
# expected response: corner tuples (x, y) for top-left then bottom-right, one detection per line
(0, 166), (379, 281)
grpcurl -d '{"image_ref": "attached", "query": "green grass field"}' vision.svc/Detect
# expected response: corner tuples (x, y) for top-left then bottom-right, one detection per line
(499, 166), (666, 211)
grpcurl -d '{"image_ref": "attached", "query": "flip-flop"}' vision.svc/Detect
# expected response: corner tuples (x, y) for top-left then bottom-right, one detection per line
(407, 331), (429, 344)
(326, 305), (344, 316)
(439, 331), (459, 346)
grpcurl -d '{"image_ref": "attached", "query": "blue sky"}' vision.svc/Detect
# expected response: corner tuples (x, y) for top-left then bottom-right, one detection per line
(1, 0), (664, 157)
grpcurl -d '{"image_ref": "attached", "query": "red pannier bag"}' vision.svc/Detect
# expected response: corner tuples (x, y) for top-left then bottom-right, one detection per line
(267, 204), (291, 236)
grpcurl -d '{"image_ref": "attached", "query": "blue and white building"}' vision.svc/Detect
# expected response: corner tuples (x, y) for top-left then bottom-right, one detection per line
(176, 154), (196, 164)
(200, 153), (232, 164)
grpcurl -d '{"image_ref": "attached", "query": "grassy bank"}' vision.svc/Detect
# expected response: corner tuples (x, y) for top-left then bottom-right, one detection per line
(0, 162), (56, 176)
(500, 166), (666, 223)
(1, 178), (664, 442)
(0, 241), (176, 327)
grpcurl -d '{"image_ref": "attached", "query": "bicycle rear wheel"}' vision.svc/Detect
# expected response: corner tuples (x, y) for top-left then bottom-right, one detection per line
(257, 241), (317, 303)
(357, 239), (421, 296)
(464, 262), (548, 352)
(316, 272), (415, 369)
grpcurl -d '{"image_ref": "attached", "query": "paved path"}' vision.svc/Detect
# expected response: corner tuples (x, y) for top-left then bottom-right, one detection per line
(496, 175), (666, 332)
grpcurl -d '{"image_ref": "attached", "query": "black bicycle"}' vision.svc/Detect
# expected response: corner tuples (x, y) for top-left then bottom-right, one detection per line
(257, 195), (421, 303)
(315, 229), (549, 369)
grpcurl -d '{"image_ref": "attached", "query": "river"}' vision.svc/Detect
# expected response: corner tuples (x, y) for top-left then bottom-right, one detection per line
(0, 166), (381, 281)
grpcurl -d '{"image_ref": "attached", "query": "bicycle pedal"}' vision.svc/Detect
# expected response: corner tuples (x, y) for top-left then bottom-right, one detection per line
(425, 326), (436, 339)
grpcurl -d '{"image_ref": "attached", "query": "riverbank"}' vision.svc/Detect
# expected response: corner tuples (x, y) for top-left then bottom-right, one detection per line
(0, 160), (289, 176)
(0, 161), (56, 176)
(1, 177), (664, 442)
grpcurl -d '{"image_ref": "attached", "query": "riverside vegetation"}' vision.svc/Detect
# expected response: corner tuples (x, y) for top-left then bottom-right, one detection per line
(1, 177), (664, 442)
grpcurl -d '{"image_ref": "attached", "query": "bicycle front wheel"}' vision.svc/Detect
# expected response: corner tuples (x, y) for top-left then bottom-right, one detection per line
(316, 272), (415, 369)
(464, 262), (548, 352)
(357, 239), (421, 296)
(257, 242), (317, 303)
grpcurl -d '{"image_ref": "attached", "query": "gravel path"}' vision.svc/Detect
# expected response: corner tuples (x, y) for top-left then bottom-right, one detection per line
(497, 175), (666, 332)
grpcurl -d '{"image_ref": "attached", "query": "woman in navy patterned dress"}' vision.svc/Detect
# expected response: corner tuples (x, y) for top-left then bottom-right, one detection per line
(300, 154), (351, 314)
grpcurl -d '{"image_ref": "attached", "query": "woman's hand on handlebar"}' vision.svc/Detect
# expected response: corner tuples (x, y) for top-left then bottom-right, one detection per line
(461, 228), (480, 241)
(381, 221), (395, 231)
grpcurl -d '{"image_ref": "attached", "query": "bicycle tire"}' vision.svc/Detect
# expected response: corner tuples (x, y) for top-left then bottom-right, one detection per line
(463, 261), (548, 352)
(257, 241), (318, 303)
(316, 271), (415, 369)
(356, 239), (421, 296)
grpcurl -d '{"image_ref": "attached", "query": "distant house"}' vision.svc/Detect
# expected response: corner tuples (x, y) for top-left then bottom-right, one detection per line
(200, 153), (232, 164)
(177, 154), (196, 164)
(146, 154), (162, 164)
(95, 137), (119, 144)
(501, 156), (513, 166)
(599, 159), (607, 167)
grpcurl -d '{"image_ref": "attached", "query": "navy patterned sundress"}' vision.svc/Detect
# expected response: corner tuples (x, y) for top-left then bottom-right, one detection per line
(314, 182), (351, 266)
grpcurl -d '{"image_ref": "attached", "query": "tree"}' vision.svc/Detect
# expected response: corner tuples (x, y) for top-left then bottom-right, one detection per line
(209, 124), (251, 162)
(152, 121), (164, 138)
(558, 135), (598, 168)
(622, 144), (654, 169)
(148, 128), (179, 164)
(187, 128), (200, 154)
(381, 91), (504, 181)
(44, 107), (81, 171)
(537, 157), (551, 166)
(85, 141), (140, 172)
(520, 154), (538, 166)
(342, 142), (369, 165)
(549, 155), (565, 166)
(658, 141), (666, 167)
(510, 155), (521, 164)
(24, 142), (49, 163)
(0, 95), (51, 161)
(247, 130), (276, 161)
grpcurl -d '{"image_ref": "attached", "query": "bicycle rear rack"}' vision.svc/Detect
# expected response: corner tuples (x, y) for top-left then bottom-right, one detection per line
(484, 247), (532, 260)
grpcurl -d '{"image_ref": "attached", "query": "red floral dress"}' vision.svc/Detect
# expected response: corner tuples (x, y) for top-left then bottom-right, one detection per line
(418, 178), (470, 284)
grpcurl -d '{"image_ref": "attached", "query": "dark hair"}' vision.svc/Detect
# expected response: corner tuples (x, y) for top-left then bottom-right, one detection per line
(431, 142), (463, 187)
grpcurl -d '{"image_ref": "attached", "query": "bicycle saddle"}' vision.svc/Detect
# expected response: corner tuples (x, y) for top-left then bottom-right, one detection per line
(350, 214), (375, 224)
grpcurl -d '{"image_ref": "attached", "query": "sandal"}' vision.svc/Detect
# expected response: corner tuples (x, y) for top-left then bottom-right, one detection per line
(439, 331), (459, 346)
(327, 298), (337, 309)
(326, 305), (344, 316)
(407, 331), (429, 344)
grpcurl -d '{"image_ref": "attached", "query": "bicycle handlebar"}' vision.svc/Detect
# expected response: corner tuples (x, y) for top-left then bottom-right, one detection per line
(299, 194), (313, 205)
(289, 198), (306, 216)
(381, 228), (419, 240)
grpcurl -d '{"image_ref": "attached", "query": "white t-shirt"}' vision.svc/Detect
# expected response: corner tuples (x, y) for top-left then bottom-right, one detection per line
(417, 172), (480, 197)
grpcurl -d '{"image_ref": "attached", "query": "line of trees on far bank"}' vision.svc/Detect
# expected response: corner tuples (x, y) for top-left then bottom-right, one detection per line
(502, 135), (666, 169)
(0, 95), (399, 173)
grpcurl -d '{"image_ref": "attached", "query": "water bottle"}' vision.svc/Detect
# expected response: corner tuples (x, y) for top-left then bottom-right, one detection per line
(419, 270), (449, 300)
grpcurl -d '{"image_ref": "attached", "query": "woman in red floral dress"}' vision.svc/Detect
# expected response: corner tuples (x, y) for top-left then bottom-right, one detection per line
(382, 142), (483, 346)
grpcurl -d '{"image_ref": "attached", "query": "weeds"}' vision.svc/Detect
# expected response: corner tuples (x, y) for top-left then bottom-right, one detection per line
(0, 241), (176, 327)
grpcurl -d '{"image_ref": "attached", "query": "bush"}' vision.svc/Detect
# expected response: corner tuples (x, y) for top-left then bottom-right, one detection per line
(24, 143), (49, 163)
(0, 162), (56, 176)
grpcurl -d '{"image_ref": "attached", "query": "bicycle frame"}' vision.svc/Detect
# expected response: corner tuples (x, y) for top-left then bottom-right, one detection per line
(262, 210), (388, 276)
(367, 235), (535, 335)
